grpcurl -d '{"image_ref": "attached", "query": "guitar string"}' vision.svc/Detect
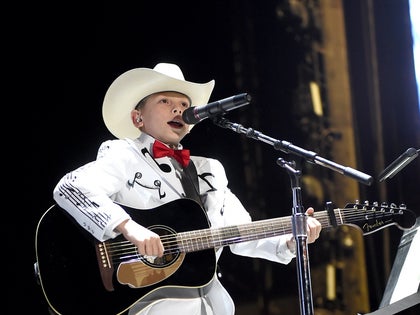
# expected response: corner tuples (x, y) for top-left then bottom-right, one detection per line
(102, 208), (409, 264)
(104, 211), (405, 260)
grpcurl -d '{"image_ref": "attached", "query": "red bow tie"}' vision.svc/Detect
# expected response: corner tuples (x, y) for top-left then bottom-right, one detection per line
(152, 140), (190, 168)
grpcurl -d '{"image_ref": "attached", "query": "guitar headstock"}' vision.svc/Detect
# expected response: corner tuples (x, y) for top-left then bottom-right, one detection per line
(341, 201), (417, 235)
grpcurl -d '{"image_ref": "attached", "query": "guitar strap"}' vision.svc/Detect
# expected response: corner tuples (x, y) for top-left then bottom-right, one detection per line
(181, 160), (203, 207)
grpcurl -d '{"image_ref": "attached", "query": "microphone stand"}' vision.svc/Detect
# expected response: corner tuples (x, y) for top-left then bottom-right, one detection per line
(211, 116), (373, 315)
(278, 157), (314, 315)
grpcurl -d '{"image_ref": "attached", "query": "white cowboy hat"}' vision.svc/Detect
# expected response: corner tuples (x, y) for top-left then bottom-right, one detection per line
(102, 63), (215, 139)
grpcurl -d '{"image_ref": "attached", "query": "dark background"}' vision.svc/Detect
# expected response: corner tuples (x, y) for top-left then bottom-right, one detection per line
(13, 0), (419, 314)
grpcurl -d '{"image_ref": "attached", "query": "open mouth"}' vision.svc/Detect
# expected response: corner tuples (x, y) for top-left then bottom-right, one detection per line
(167, 120), (184, 128)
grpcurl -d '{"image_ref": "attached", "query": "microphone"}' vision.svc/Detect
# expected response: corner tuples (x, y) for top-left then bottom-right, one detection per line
(378, 147), (419, 182)
(182, 93), (252, 124)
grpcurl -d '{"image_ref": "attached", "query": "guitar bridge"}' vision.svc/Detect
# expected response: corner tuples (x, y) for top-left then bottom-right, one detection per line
(95, 241), (115, 291)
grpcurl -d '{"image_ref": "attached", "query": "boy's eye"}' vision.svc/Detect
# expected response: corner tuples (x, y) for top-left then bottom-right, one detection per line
(158, 98), (189, 107)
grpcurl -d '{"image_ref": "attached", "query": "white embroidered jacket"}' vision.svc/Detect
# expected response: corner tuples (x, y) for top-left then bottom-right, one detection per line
(53, 133), (295, 315)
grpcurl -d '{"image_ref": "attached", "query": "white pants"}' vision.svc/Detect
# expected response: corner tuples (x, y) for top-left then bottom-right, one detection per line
(129, 297), (214, 315)
(128, 276), (235, 315)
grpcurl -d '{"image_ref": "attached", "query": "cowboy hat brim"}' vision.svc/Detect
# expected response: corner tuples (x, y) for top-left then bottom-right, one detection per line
(102, 67), (215, 139)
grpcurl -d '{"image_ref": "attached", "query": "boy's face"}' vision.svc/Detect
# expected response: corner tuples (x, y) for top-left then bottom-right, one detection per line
(137, 91), (191, 146)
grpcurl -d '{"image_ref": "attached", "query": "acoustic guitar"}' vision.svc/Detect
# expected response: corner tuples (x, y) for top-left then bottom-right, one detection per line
(34, 198), (416, 314)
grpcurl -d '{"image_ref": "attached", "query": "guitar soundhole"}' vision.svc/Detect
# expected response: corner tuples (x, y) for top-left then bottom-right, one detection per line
(143, 225), (180, 268)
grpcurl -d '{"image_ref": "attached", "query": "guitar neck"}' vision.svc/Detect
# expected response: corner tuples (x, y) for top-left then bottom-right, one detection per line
(177, 210), (334, 252)
(176, 204), (415, 253)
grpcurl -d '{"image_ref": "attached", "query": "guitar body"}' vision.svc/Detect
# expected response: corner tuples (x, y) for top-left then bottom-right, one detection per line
(35, 199), (217, 315)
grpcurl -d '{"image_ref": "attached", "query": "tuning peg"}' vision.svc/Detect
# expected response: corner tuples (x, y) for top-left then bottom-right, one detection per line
(389, 203), (398, 212)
